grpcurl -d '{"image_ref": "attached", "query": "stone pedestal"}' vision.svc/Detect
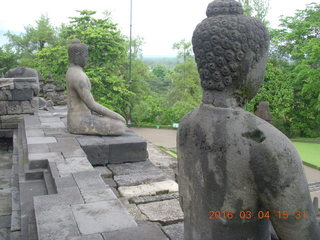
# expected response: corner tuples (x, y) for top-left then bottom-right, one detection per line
(76, 129), (148, 165)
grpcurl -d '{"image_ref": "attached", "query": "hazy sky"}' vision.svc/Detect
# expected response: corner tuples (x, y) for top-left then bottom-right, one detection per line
(0, 0), (317, 56)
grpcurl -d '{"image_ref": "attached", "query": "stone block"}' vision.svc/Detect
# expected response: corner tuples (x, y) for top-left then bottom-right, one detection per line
(0, 90), (12, 101)
(129, 192), (179, 204)
(48, 141), (80, 153)
(7, 101), (22, 115)
(54, 176), (78, 190)
(108, 161), (158, 175)
(26, 128), (44, 137)
(71, 200), (137, 235)
(103, 178), (117, 188)
(39, 117), (62, 123)
(137, 199), (184, 224)
(41, 121), (65, 128)
(27, 136), (57, 145)
(0, 78), (14, 89)
(80, 187), (117, 203)
(114, 171), (168, 186)
(34, 203), (80, 240)
(161, 223), (184, 240)
(11, 89), (34, 101)
(94, 166), (112, 178)
(27, 143), (50, 153)
(0, 101), (7, 115)
(13, 78), (38, 91)
(0, 215), (11, 228)
(57, 158), (93, 177)
(118, 180), (179, 198)
(28, 152), (64, 163)
(21, 101), (33, 114)
(77, 130), (148, 165)
(67, 234), (104, 240)
(102, 223), (168, 240)
(72, 170), (105, 190)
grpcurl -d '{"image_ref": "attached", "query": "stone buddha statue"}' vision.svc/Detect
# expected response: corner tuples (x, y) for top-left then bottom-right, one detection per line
(177, 0), (320, 239)
(66, 39), (126, 135)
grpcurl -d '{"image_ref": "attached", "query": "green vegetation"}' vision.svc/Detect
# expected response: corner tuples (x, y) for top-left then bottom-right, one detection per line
(0, 2), (319, 139)
(292, 142), (320, 170)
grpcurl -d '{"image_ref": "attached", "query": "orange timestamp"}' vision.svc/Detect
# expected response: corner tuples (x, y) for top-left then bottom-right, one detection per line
(208, 210), (308, 220)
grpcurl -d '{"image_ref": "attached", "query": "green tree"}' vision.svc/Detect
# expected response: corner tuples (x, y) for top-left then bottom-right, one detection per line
(5, 15), (59, 64)
(238, 0), (270, 24)
(0, 47), (17, 74)
(172, 39), (193, 62)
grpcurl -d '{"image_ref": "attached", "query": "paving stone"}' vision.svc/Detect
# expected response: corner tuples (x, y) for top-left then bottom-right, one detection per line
(72, 170), (105, 190)
(57, 158), (93, 177)
(41, 121), (65, 128)
(129, 192), (180, 204)
(35, 204), (80, 240)
(11, 210), (20, 231)
(108, 160), (161, 175)
(94, 166), (112, 178)
(43, 128), (72, 137)
(62, 148), (87, 159)
(27, 137), (57, 145)
(25, 129), (45, 137)
(54, 176), (77, 190)
(67, 234), (104, 240)
(162, 223), (184, 240)
(114, 171), (168, 186)
(0, 193), (11, 215)
(118, 180), (179, 198)
(138, 199), (183, 224)
(39, 117), (61, 123)
(28, 152), (64, 163)
(27, 144), (49, 153)
(11, 187), (20, 211)
(119, 198), (148, 221)
(0, 228), (9, 240)
(48, 141), (80, 153)
(110, 187), (120, 198)
(103, 178), (117, 188)
(80, 187), (117, 203)
(102, 224), (169, 240)
(0, 215), (11, 228)
(71, 200), (137, 235)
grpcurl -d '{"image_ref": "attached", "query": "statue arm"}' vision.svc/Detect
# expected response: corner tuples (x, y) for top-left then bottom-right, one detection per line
(254, 145), (320, 239)
(75, 79), (126, 123)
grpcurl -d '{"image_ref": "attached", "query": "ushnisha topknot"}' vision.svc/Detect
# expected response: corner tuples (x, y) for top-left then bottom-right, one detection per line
(206, 0), (243, 17)
(192, 0), (269, 96)
(68, 39), (88, 66)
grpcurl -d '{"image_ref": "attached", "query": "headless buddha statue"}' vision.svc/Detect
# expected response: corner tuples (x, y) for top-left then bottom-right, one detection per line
(177, 0), (320, 239)
(66, 39), (126, 136)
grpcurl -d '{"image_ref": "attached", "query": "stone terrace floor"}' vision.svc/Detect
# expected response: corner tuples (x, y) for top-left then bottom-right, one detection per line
(1, 106), (185, 240)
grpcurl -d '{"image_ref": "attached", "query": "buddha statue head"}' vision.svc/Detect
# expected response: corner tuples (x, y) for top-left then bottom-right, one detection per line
(68, 39), (88, 67)
(192, 0), (269, 107)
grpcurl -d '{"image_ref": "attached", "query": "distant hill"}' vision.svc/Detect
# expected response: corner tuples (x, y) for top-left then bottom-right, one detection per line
(143, 56), (181, 67)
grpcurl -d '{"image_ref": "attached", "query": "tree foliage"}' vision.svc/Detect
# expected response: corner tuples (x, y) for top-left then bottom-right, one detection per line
(238, 0), (270, 25)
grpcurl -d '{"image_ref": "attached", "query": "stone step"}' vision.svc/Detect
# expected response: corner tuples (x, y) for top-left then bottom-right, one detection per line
(43, 170), (57, 195)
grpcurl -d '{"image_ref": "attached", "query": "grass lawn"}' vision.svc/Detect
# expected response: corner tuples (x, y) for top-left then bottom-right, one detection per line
(292, 142), (320, 170)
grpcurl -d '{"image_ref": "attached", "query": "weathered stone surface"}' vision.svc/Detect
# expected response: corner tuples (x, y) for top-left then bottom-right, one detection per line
(138, 199), (183, 224)
(118, 180), (178, 198)
(94, 166), (112, 178)
(41, 121), (65, 128)
(108, 161), (158, 175)
(27, 136), (57, 145)
(0, 101), (7, 115)
(66, 39), (126, 136)
(162, 223), (184, 240)
(0, 78), (14, 89)
(119, 198), (148, 221)
(80, 187), (117, 203)
(11, 89), (33, 101)
(77, 130), (148, 165)
(26, 128), (44, 137)
(114, 171), (168, 186)
(102, 178), (117, 188)
(255, 101), (272, 123)
(102, 223), (168, 240)
(72, 170), (105, 190)
(35, 203), (80, 240)
(57, 157), (93, 177)
(27, 143), (50, 153)
(129, 192), (179, 205)
(71, 200), (137, 235)
(67, 234), (104, 240)
(177, 1), (320, 239)
(0, 90), (12, 101)
(6, 101), (22, 115)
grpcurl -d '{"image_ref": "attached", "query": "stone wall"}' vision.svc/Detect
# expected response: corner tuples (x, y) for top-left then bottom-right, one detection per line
(0, 77), (39, 129)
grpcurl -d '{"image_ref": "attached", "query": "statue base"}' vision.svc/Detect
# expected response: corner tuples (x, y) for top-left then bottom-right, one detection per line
(76, 129), (148, 165)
